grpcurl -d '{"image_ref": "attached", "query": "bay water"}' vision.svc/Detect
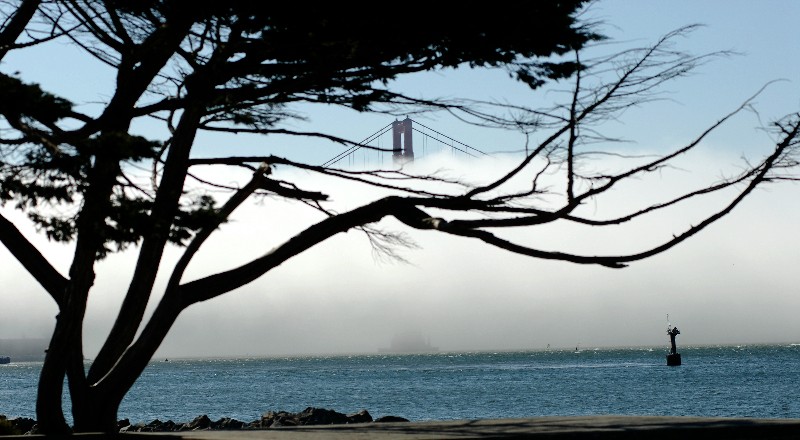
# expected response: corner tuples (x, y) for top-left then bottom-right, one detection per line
(2, 344), (798, 424)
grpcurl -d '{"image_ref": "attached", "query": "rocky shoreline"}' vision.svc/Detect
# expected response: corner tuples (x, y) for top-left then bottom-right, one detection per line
(0, 407), (409, 435)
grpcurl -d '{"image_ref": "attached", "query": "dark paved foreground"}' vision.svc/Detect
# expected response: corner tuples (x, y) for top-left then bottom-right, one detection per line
(10, 416), (798, 439)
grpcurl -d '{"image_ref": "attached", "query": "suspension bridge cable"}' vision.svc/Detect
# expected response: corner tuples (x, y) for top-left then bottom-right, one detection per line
(322, 124), (391, 168)
(321, 123), (393, 168)
(411, 127), (479, 158)
(327, 125), (392, 167)
(410, 120), (490, 156)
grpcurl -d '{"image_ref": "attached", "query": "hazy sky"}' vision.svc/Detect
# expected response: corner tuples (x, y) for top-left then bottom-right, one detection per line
(1, 1), (799, 358)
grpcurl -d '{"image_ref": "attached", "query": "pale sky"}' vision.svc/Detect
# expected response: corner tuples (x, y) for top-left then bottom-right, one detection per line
(1, 1), (799, 358)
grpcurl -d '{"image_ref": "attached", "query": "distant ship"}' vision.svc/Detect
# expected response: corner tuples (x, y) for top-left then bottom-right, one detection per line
(0, 356), (10, 364)
(0, 338), (47, 361)
(379, 332), (439, 354)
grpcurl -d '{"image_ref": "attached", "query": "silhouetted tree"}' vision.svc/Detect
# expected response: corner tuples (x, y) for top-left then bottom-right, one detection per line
(0, 0), (798, 434)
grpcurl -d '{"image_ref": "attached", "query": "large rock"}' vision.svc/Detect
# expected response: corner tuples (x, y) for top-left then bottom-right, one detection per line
(260, 410), (298, 428)
(347, 409), (373, 424)
(375, 415), (410, 423)
(181, 414), (212, 431)
(260, 407), (375, 427)
(211, 417), (244, 430)
(0, 416), (37, 435)
(121, 419), (177, 432)
(117, 418), (131, 431)
(297, 407), (350, 425)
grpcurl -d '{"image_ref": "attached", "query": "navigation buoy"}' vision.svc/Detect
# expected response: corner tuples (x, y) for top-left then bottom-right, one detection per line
(666, 319), (681, 366)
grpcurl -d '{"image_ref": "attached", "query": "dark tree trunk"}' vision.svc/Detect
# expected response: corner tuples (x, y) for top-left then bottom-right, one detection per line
(71, 392), (120, 433)
(36, 147), (121, 433)
(36, 318), (72, 435)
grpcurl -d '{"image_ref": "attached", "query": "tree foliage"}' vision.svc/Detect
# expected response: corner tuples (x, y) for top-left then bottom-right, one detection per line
(0, 0), (798, 435)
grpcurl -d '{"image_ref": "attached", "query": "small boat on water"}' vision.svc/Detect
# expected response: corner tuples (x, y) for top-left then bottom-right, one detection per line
(0, 356), (10, 364)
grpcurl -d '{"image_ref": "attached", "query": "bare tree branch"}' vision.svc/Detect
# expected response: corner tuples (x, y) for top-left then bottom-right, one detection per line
(0, 210), (67, 305)
(0, 0), (40, 60)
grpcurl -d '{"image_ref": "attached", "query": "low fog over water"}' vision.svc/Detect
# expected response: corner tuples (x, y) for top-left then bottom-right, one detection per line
(2, 150), (799, 359)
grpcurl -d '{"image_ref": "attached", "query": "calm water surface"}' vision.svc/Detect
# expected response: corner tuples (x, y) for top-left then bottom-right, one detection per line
(1, 344), (798, 424)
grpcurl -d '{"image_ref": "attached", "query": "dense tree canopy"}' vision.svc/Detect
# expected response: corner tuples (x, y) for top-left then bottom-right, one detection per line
(1, 1), (598, 253)
(1, 0), (798, 435)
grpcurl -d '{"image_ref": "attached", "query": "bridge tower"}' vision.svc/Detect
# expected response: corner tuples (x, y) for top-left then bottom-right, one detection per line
(392, 117), (414, 164)
(321, 117), (486, 169)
